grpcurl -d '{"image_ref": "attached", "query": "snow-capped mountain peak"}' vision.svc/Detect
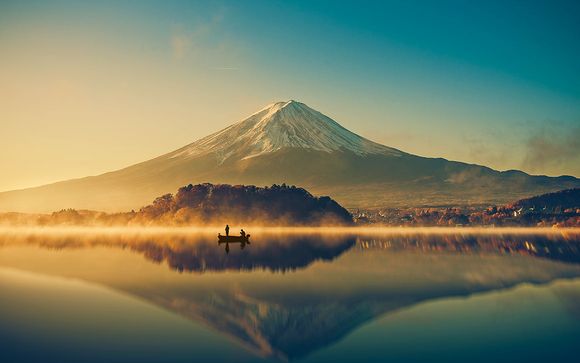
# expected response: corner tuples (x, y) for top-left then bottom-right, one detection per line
(169, 100), (402, 163)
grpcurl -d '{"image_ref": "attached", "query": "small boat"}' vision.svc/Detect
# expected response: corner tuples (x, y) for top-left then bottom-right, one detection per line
(218, 234), (251, 244)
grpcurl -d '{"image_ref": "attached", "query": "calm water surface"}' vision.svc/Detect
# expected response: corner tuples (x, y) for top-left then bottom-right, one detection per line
(0, 228), (579, 363)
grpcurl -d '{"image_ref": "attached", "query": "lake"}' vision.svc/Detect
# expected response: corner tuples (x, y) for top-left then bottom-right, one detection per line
(1, 227), (579, 363)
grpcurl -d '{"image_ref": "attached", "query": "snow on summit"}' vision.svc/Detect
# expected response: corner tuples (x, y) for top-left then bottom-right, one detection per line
(169, 100), (402, 163)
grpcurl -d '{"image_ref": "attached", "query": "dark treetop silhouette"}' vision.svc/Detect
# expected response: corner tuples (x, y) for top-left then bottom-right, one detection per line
(137, 183), (354, 226)
(0, 183), (354, 227)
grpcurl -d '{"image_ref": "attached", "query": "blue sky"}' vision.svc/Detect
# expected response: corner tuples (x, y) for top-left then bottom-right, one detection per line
(0, 0), (579, 190)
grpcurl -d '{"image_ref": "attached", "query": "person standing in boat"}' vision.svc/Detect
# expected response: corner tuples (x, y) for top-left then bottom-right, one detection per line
(225, 224), (230, 236)
(240, 229), (246, 238)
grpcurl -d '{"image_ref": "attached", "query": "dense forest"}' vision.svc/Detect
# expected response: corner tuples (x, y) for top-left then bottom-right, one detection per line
(0, 183), (353, 226)
(137, 183), (353, 225)
(1, 187), (578, 228)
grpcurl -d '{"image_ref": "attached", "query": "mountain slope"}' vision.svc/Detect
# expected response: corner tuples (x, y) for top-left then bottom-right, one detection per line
(0, 100), (578, 212)
(167, 100), (402, 163)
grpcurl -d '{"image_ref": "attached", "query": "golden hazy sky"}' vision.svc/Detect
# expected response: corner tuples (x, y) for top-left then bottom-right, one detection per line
(1, 1), (579, 191)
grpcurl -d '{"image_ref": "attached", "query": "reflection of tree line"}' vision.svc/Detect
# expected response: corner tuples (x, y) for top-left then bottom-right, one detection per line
(0, 233), (356, 273)
(3, 232), (580, 361)
(356, 234), (580, 264)
(136, 236), (356, 273)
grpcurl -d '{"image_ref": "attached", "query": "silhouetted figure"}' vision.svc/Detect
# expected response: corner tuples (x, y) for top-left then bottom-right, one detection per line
(240, 229), (246, 238)
(225, 224), (230, 236)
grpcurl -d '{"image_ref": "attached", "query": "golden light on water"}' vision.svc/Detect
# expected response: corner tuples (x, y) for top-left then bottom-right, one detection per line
(0, 225), (578, 237)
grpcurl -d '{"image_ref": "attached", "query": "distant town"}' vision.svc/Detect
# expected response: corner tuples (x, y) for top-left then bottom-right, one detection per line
(350, 188), (580, 227)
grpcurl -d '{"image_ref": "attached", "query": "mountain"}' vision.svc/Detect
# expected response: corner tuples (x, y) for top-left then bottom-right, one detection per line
(168, 100), (402, 162)
(0, 100), (578, 212)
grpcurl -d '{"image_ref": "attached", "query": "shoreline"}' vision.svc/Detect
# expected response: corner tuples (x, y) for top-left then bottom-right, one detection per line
(0, 225), (578, 236)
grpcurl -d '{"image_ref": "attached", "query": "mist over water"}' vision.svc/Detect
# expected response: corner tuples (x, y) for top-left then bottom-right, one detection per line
(1, 227), (579, 362)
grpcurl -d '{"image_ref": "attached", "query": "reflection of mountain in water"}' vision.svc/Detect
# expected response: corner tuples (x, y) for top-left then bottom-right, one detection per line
(2, 230), (580, 361)
(138, 235), (580, 360)
(177, 291), (387, 360)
